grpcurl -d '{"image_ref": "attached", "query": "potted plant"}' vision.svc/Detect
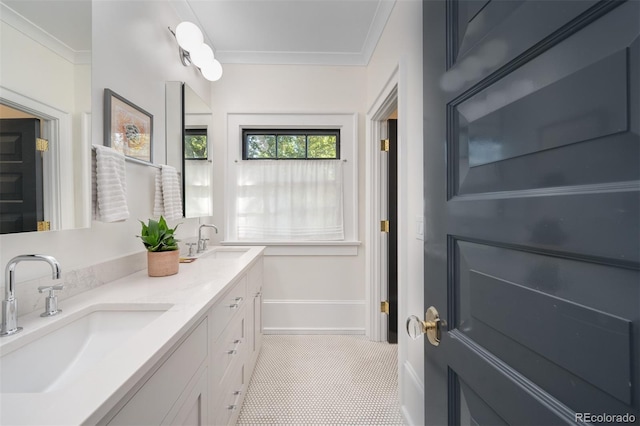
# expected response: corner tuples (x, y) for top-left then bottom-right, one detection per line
(138, 216), (181, 277)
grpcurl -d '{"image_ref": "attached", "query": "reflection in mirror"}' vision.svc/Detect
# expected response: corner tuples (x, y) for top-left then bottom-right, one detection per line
(165, 82), (213, 218)
(0, 0), (91, 234)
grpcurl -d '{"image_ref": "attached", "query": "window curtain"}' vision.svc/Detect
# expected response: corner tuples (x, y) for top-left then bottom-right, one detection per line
(236, 160), (344, 241)
(185, 160), (212, 217)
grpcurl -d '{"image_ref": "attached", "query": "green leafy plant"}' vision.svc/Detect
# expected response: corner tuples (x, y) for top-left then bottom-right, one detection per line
(138, 216), (180, 252)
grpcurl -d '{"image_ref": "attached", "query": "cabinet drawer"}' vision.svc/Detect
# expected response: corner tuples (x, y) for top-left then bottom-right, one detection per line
(107, 318), (208, 425)
(213, 362), (245, 426)
(212, 312), (245, 386)
(211, 275), (247, 339)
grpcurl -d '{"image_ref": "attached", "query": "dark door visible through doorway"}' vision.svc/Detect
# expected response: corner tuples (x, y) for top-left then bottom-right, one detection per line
(0, 118), (44, 234)
(387, 118), (398, 344)
(423, 0), (639, 424)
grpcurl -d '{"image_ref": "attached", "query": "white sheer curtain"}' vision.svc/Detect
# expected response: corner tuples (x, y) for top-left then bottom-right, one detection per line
(185, 160), (212, 217)
(236, 160), (344, 241)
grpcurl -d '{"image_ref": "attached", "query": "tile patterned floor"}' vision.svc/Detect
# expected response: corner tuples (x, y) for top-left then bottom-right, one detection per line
(236, 335), (404, 425)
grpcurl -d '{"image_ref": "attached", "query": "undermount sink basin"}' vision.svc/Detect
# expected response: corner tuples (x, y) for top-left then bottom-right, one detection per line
(197, 247), (250, 259)
(0, 304), (171, 394)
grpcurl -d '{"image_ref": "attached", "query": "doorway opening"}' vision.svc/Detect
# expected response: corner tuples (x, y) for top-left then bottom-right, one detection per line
(365, 81), (398, 343)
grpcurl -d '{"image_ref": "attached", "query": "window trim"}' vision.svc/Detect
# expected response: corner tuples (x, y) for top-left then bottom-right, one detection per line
(242, 128), (341, 160)
(225, 113), (359, 255)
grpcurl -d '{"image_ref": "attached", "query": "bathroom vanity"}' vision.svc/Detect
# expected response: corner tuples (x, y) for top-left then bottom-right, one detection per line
(0, 246), (264, 426)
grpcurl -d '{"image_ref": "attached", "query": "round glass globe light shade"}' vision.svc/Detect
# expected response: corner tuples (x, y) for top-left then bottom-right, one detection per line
(191, 43), (214, 68)
(175, 22), (203, 52)
(201, 59), (223, 81)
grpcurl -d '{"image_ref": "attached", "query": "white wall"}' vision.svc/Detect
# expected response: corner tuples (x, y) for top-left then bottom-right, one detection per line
(211, 64), (368, 333)
(0, 1), (210, 288)
(366, 1), (424, 425)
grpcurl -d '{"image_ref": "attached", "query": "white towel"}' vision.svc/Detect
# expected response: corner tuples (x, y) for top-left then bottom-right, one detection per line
(153, 165), (183, 220)
(92, 145), (129, 222)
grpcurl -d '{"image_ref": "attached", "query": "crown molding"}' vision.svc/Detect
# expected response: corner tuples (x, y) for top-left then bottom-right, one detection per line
(0, 3), (90, 65)
(169, 0), (395, 66)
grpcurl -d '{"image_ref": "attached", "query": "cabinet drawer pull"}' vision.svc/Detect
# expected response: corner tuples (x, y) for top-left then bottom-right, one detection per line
(229, 303), (239, 309)
(233, 390), (241, 396)
(227, 404), (237, 411)
(235, 296), (244, 302)
(227, 338), (242, 355)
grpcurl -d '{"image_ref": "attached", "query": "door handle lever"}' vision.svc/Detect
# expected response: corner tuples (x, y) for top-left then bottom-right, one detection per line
(406, 306), (442, 346)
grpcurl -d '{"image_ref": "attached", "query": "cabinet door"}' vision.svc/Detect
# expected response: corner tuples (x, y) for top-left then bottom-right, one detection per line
(251, 288), (262, 367)
(164, 368), (209, 426)
(106, 319), (208, 425)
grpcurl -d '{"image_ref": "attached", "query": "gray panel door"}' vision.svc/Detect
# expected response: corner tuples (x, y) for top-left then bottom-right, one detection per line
(423, 0), (639, 424)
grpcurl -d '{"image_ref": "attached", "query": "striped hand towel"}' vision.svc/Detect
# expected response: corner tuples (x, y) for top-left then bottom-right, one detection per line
(154, 165), (183, 220)
(92, 145), (129, 222)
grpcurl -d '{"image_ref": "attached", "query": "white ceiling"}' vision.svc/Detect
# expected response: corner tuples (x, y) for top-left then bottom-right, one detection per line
(172, 0), (396, 65)
(0, 0), (394, 66)
(1, 0), (91, 52)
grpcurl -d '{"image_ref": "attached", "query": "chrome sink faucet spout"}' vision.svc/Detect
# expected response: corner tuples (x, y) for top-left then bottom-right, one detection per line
(1, 254), (61, 337)
(197, 224), (218, 253)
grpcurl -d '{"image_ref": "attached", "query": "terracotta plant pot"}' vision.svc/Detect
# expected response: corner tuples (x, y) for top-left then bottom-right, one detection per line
(147, 250), (180, 277)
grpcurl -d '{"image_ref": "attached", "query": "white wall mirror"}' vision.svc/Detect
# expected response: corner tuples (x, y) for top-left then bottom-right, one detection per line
(0, 0), (91, 234)
(165, 82), (213, 218)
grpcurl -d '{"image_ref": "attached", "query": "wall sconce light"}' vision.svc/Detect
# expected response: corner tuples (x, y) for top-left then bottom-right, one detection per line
(168, 22), (223, 82)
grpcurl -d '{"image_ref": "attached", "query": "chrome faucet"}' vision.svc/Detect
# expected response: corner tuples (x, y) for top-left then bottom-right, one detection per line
(197, 224), (218, 253)
(1, 255), (62, 337)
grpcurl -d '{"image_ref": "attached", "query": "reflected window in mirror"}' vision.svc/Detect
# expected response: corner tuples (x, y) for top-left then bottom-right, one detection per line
(185, 128), (208, 160)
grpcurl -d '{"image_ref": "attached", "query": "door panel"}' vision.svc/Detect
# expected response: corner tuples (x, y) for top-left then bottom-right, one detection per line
(388, 119), (398, 344)
(423, 0), (639, 424)
(0, 118), (43, 233)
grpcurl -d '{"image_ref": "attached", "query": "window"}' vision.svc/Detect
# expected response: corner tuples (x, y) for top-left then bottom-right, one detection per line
(226, 113), (358, 250)
(185, 128), (208, 160)
(243, 129), (340, 160)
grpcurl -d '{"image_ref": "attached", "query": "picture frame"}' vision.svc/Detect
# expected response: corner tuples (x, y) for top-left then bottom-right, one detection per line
(104, 89), (153, 163)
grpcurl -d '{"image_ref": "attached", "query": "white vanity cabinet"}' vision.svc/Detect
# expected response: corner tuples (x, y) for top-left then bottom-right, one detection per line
(103, 318), (209, 426)
(247, 256), (263, 372)
(210, 256), (263, 426)
(98, 252), (264, 426)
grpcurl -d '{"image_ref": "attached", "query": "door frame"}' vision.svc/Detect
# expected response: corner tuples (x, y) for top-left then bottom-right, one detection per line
(0, 85), (73, 230)
(365, 66), (399, 342)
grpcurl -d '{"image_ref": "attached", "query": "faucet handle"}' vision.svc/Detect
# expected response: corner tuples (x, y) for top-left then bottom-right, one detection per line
(38, 284), (64, 294)
(38, 285), (64, 317)
(186, 242), (197, 257)
(201, 238), (210, 251)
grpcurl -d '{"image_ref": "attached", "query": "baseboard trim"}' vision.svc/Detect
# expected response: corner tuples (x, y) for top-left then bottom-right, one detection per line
(264, 327), (366, 335)
(401, 360), (425, 426)
(263, 299), (366, 333)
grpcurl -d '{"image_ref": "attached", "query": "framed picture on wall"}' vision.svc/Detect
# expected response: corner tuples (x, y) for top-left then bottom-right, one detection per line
(104, 89), (153, 163)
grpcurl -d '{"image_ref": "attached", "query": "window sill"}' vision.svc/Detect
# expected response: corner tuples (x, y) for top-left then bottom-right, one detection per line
(221, 240), (361, 256)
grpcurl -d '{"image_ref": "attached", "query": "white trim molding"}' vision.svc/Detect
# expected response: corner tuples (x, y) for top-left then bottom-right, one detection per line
(365, 67), (399, 341)
(0, 3), (90, 65)
(0, 85), (80, 231)
(263, 299), (366, 335)
(400, 360), (425, 426)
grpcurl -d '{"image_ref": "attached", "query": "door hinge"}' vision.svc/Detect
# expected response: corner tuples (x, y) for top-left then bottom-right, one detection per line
(37, 221), (51, 231)
(380, 220), (389, 233)
(381, 300), (389, 314)
(380, 139), (389, 152)
(36, 138), (49, 152)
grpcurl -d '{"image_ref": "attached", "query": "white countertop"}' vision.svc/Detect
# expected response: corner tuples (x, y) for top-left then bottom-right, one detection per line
(0, 246), (265, 426)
